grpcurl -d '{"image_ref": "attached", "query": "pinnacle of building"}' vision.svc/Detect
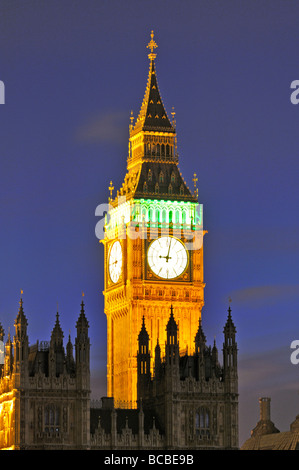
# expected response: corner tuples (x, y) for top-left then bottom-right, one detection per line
(130, 30), (175, 137)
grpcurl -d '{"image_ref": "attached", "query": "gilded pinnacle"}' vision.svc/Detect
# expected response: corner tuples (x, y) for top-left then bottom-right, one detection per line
(147, 30), (158, 61)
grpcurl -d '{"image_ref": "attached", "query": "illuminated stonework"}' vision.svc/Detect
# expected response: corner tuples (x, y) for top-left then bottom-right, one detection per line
(0, 299), (90, 450)
(102, 32), (206, 404)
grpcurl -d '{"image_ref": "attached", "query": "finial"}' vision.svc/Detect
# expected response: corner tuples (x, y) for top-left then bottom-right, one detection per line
(108, 180), (114, 200)
(171, 107), (176, 128)
(147, 30), (158, 61)
(192, 173), (198, 197)
(228, 297), (232, 315)
(19, 290), (24, 310)
(129, 110), (134, 134)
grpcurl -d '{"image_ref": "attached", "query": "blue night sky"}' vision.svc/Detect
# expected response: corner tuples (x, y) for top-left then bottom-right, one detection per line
(1, 0), (299, 446)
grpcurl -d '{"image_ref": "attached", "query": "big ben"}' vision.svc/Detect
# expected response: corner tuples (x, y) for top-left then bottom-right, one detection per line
(102, 32), (205, 405)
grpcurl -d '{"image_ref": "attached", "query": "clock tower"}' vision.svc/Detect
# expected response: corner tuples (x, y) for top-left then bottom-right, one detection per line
(102, 32), (205, 405)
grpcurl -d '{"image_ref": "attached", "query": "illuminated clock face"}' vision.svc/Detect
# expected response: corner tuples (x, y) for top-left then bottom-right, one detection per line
(108, 241), (122, 283)
(147, 236), (188, 279)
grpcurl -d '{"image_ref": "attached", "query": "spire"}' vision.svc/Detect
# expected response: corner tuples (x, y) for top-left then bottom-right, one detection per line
(223, 305), (236, 339)
(137, 315), (151, 400)
(50, 310), (64, 348)
(131, 31), (175, 137)
(165, 305), (179, 367)
(223, 305), (238, 380)
(194, 317), (206, 355)
(66, 332), (75, 375)
(166, 305), (178, 342)
(114, 30), (197, 204)
(76, 299), (89, 330)
(16, 293), (28, 327)
(138, 316), (149, 345)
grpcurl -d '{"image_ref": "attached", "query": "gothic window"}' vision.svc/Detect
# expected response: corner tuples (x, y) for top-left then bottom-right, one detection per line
(175, 211), (180, 224)
(171, 172), (176, 184)
(148, 208), (153, 223)
(162, 210), (167, 223)
(182, 211), (186, 224)
(168, 184), (173, 195)
(156, 143), (160, 156)
(148, 169), (152, 181)
(44, 405), (60, 434)
(166, 144), (170, 157)
(169, 210), (173, 223)
(180, 184), (184, 196)
(155, 209), (160, 224)
(159, 171), (164, 183)
(141, 208), (146, 222)
(195, 408), (210, 438)
(155, 183), (159, 194)
(161, 144), (165, 156)
(143, 182), (147, 193)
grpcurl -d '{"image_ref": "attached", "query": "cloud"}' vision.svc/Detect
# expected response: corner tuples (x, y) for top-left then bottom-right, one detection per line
(75, 110), (129, 144)
(229, 284), (299, 306)
(239, 346), (296, 393)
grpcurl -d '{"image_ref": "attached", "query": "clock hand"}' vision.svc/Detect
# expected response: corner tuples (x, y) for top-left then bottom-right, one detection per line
(166, 238), (172, 262)
(159, 254), (172, 260)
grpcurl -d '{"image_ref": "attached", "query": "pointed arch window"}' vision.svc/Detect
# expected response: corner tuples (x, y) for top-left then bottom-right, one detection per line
(156, 143), (160, 156)
(159, 171), (164, 184)
(148, 208), (153, 223)
(148, 169), (152, 181)
(171, 172), (176, 184)
(155, 183), (159, 194)
(44, 405), (60, 434)
(143, 182), (148, 193)
(195, 408), (210, 438)
(155, 209), (160, 223)
(168, 184), (173, 195)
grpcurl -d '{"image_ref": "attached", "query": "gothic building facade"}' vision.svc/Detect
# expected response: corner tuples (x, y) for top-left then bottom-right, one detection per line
(91, 305), (238, 450)
(0, 298), (90, 450)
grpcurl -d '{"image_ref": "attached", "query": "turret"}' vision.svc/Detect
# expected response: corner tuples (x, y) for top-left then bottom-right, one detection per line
(222, 305), (238, 448)
(4, 330), (13, 376)
(49, 311), (65, 377)
(165, 306), (179, 368)
(66, 333), (75, 376)
(223, 306), (238, 384)
(13, 296), (29, 381)
(137, 317), (151, 400)
(75, 299), (90, 448)
(75, 300), (90, 388)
